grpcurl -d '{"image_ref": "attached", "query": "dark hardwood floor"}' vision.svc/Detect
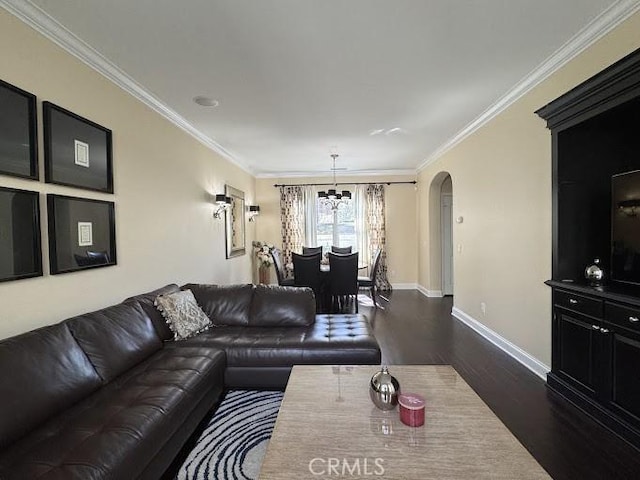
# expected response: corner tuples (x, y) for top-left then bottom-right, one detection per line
(360, 290), (640, 480)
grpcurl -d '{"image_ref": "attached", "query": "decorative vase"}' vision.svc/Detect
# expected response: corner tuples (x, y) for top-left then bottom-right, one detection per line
(585, 258), (604, 286)
(369, 366), (400, 410)
(259, 265), (269, 284)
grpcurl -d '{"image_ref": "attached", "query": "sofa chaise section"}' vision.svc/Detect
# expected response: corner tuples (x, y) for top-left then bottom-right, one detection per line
(164, 283), (381, 388)
(0, 301), (226, 480)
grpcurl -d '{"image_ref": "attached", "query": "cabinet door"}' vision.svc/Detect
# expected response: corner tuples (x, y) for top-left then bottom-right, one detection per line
(602, 325), (640, 428)
(555, 308), (601, 396)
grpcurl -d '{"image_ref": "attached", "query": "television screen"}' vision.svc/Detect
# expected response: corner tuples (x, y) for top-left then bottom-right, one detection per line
(611, 170), (640, 285)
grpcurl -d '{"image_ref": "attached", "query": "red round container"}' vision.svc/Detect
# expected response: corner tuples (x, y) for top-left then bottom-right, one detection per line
(398, 393), (425, 427)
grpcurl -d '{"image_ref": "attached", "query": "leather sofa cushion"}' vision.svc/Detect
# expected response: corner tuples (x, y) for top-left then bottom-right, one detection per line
(0, 346), (226, 480)
(123, 284), (181, 341)
(168, 314), (381, 367)
(66, 302), (162, 383)
(250, 284), (315, 327)
(0, 324), (101, 450)
(183, 283), (254, 326)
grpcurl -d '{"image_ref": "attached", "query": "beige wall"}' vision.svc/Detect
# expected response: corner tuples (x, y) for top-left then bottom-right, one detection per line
(3, 5), (638, 368)
(0, 10), (256, 339)
(417, 12), (640, 366)
(255, 175), (418, 286)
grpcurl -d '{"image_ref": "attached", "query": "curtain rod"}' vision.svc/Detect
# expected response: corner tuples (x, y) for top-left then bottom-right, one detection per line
(273, 181), (417, 187)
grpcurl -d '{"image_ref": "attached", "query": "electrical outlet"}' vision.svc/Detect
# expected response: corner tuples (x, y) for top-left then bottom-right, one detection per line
(481, 302), (486, 315)
(457, 244), (463, 253)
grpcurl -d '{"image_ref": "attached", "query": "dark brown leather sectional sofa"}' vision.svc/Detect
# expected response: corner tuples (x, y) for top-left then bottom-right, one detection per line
(0, 283), (380, 479)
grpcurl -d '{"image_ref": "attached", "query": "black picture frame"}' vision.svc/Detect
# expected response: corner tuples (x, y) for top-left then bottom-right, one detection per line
(43, 102), (113, 193)
(0, 187), (42, 282)
(47, 194), (117, 275)
(0, 79), (38, 180)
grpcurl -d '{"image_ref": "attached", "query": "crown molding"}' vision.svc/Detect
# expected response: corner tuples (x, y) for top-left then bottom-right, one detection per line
(417, 0), (640, 172)
(0, 0), (253, 175)
(255, 168), (417, 179)
(6, 0), (637, 179)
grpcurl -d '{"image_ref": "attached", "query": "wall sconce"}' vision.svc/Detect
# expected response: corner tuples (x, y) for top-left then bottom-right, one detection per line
(618, 199), (640, 217)
(248, 205), (260, 221)
(213, 194), (231, 219)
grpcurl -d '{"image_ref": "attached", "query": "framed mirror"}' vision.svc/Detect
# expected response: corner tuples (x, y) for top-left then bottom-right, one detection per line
(225, 185), (246, 258)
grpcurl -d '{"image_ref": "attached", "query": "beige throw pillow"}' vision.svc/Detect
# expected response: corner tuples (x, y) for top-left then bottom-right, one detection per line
(154, 289), (211, 341)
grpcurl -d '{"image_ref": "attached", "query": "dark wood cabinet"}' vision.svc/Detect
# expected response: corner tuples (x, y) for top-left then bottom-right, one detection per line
(547, 283), (640, 447)
(554, 307), (601, 396)
(538, 47), (640, 449)
(602, 321), (640, 428)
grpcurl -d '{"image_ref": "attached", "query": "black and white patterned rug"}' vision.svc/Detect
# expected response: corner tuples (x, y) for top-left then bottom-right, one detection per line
(177, 390), (283, 480)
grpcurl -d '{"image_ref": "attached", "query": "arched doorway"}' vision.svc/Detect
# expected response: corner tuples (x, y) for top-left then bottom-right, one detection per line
(428, 172), (454, 297)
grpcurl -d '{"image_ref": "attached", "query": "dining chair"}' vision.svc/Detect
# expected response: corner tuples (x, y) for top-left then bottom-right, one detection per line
(358, 249), (383, 307)
(302, 246), (323, 255)
(292, 252), (323, 310)
(327, 252), (359, 313)
(271, 248), (294, 286)
(331, 246), (352, 254)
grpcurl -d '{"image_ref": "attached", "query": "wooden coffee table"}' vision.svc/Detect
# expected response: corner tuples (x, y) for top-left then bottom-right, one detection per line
(259, 365), (550, 479)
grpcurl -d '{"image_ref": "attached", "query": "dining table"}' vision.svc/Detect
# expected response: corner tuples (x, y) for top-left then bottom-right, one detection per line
(286, 262), (368, 272)
(286, 261), (368, 313)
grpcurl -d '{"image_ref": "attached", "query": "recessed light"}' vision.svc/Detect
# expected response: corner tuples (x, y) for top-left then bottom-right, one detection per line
(193, 96), (219, 107)
(369, 129), (385, 136)
(385, 127), (405, 135)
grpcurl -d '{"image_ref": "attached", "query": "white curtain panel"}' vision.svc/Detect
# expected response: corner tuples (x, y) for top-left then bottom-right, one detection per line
(303, 185), (318, 248)
(354, 185), (370, 272)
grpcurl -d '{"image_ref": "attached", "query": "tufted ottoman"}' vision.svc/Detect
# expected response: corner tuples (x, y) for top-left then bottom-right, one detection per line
(167, 314), (381, 389)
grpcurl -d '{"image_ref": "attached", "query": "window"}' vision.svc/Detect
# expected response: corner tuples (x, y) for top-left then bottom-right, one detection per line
(316, 197), (356, 253)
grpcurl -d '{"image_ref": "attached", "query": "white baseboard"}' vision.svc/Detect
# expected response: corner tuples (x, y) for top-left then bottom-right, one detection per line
(391, 283), (417, 290)
(416, 285), (443, 297)
(451, 307), (550, 381)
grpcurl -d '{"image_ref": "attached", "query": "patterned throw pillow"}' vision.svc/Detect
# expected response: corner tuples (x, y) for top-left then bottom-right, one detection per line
(154, 289), (212, 341)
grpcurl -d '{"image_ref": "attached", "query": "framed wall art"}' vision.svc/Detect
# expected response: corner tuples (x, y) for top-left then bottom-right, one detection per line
(0, 79), (38, 180)
(43, 102), (113, 193)
(0, 187), (42, 282)
(47, 194), (116, 274)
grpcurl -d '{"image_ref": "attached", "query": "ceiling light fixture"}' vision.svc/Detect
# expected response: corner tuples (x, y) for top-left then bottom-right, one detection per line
(318, 153), (351, 211)
(193, 96), (219, 107)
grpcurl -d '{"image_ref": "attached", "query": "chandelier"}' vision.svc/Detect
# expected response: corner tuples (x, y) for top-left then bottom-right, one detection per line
(318, 153), (351, 210)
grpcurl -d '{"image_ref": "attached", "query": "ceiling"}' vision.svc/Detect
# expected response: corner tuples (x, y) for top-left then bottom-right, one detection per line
(18, 0), (624, 175)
